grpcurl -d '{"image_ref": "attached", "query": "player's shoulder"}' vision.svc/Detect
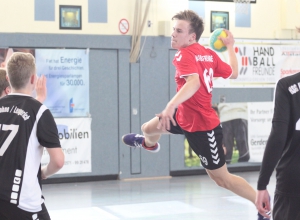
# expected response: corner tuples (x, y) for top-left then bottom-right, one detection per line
(179, 43), (217, 60)
(23, 96), (44, 107)
(1, 95), (44, 110)
(276, 72), (300, 96)
(181, 43), (209, 52)
(278, 72), (300, 85)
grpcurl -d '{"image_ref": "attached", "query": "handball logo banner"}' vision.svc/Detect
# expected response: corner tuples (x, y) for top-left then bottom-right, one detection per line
(210, 40), (300, 87)
(235, 46), (252, 75)
(234, 45), (277, 83)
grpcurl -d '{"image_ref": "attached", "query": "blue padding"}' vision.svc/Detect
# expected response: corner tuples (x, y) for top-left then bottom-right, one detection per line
(35, 0), (55, 21)
(235, 3), (251, 27)
(189, 1), (205, 19)
(88, 0), (107, 23)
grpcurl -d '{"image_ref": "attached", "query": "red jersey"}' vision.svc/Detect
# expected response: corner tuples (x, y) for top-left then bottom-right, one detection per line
(173, 43), (232, 132)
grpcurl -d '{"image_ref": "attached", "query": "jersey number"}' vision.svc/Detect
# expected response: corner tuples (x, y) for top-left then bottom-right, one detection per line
(296, 119), (300, 130)
(203, 68), (213, 93)
(0, 124), (19, 156)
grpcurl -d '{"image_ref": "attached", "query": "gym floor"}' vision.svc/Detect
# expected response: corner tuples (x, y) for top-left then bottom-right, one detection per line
(43, 171), (276, 220)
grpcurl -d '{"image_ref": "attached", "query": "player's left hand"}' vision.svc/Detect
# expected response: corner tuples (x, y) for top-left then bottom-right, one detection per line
(36, 74), (47, 103)
(255, 190), (272, 219)
(156, 104), (176, 131)
(219, 29), (235, 48)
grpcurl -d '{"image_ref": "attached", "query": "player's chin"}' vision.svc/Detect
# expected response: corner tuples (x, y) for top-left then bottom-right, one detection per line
(171, 42), (178, 49)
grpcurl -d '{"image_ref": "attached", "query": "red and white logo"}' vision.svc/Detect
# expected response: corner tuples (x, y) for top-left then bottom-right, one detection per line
(235, 46), (252, 75)
(175, 51), (182, 61)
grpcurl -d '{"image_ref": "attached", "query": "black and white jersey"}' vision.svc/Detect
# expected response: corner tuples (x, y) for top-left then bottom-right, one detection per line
(257, 72), (300, 196)
(0, 94), (60, 212)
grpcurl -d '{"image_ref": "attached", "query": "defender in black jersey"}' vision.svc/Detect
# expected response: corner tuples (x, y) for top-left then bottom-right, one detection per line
(0, 67), (47, 102)
(0, 52), (64, 220)
(256, 72), (300, 219)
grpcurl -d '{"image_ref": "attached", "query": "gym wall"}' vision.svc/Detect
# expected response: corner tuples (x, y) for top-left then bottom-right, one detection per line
(0, 0), (297, 182)
(0, 0), (299, 39)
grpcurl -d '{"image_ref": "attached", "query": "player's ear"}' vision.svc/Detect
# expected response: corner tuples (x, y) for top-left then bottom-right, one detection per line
(4, 86), (10, 95)
(190, 32), (196, 42)
(30, 74), (36, 85)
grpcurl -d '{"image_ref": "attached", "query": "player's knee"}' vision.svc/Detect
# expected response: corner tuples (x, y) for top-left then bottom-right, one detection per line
(141, 123), (149, 135)
(210, 176), (229, 189)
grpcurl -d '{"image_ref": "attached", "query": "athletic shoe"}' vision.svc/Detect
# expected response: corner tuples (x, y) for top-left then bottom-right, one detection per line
(122, 133), (160, 153)
(257, 212), (270, 220)
(257, 196), (271, 220)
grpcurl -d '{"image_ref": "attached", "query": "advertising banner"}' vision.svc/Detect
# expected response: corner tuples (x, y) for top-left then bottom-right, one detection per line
(184, 102), (273, 167)
(214, 44), (300, 87)
(198, 38), (300, 87)
(35, 49), (90, 117)
(41, 118), (92, 174)
(247, 102), (273, 162)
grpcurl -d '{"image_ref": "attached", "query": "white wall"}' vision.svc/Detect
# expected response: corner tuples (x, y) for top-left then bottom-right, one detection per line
(0, 0), (299, 39)
(190, 0), (300, 39)
(0, 0), (187, 35)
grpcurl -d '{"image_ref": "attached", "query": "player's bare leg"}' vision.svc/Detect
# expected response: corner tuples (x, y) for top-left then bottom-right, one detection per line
(206, 163), (256, 203)
(141, 117), (170, 147)
(122, 116), (169, 152)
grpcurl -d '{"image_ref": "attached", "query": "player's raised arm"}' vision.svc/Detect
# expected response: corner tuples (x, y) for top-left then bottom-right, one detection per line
(219, 30), (238, 79)
(35, 74), (47, 103)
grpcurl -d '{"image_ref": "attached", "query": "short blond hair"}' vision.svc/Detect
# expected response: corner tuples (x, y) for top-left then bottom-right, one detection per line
(7, 52), (36, 90)
(172, 10), (204, 42)
(0, 68), (9, 92)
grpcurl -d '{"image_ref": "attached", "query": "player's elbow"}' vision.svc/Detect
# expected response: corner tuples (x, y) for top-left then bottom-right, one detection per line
(56, 158), (65, 170)
(56, 154), (65, 169)
(229, 70), (238, 79)
(51, 150), (65, 170)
